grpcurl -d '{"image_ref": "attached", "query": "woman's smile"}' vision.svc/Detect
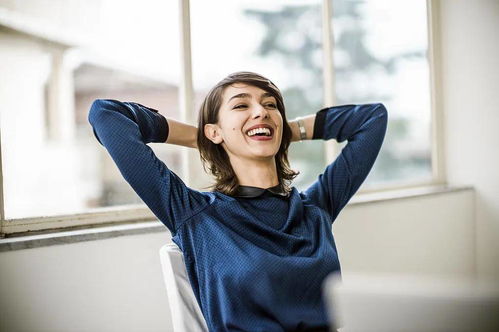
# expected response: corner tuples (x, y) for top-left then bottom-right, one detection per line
(246, 127), (275, 141)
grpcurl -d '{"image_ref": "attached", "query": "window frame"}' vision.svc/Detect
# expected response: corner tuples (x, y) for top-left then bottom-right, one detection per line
(0, 0), (444, 238)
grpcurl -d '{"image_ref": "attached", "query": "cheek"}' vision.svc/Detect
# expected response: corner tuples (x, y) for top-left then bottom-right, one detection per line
(274, 115), (284, 134)
(226, 115), (246, 136)
(223, 124), (243, 143)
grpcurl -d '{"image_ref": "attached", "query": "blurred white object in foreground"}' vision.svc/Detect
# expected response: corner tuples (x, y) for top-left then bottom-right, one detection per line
(323, 273), (499, 332)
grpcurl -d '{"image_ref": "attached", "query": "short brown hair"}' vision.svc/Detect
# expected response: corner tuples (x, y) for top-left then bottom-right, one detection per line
(197, 71), (299, 196)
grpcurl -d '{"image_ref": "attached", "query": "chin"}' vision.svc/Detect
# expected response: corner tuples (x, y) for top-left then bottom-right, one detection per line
(251, 149), (278, 160)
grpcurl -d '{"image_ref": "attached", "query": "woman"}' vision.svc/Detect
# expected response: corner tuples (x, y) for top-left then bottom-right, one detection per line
(88, 71), (388, 331)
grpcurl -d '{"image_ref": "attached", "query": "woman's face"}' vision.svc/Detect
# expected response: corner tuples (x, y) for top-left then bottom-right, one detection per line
(204, 83), (283, 162)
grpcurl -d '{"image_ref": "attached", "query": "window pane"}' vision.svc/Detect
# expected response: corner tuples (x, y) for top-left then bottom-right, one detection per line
(0, 0), (181, 218)
(331, 0), (432, 187)
(191, 0), (326, 191)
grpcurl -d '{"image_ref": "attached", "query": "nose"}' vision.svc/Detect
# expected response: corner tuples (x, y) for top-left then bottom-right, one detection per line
(251, 103), (270, 119)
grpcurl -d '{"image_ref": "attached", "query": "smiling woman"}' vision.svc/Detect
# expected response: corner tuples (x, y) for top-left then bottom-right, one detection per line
(88, 70), (387, 331)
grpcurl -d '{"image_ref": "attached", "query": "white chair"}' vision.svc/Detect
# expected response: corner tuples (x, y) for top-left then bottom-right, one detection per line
(159, 243), (209, 332)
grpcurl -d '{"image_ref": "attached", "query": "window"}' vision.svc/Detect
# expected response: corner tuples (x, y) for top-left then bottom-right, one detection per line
(0, 0), (439, 236)
(331, 0), (432, 188)
(0, 0), (181, 225)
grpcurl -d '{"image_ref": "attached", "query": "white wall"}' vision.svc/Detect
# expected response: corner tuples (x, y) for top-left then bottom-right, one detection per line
(0, 232), (174, 332)
(334, 189), (475, 278)
(438, 0), (499, 281)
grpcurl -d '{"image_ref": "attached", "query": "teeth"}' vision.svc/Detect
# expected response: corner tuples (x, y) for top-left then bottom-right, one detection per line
(247, 127), (271, 137)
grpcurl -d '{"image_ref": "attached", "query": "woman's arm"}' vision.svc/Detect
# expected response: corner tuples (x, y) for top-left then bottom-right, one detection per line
(288, 114), (316, 142)
(302, 104), (388, 221)
(165, 117), (198, 149)
(88, 99), (210, 235)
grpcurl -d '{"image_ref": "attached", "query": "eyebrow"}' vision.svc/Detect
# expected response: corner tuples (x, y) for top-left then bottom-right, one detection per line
(228, 92), (274, 103)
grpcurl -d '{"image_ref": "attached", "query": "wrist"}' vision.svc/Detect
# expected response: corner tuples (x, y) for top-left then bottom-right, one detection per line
(289, 118), (307, 142)
(288, 115), (316, 141)
(296, 117), (307, 141)
(288, 120), (301, 142)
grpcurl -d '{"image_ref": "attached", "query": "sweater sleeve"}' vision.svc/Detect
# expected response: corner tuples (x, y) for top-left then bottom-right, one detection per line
(88, 99), (211, 236)
(303, 103), (388, 222)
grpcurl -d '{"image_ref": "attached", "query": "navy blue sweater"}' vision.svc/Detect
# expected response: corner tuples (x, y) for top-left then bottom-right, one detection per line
(88, 99), (387, 331)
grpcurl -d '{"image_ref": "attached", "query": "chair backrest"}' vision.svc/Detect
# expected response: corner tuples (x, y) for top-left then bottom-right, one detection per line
(159, 243), (209, 332)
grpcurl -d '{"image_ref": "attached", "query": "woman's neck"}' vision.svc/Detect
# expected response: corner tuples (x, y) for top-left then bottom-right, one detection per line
(229, 156), (279, 189)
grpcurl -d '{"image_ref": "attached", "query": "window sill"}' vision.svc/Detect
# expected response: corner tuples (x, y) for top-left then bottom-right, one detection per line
(351, 184), (473, 205)
(0, 221), (166, 252)
(0, 184), (473, 252)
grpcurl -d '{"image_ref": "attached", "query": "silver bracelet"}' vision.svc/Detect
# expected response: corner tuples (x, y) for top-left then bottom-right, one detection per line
(297, 117), (307, 141)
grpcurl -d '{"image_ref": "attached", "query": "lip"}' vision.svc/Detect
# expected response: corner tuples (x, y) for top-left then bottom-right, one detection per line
(248, 135), (273, 141)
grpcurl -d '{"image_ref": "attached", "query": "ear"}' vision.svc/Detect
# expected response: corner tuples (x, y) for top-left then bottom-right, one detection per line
(204, 123), (224, 144)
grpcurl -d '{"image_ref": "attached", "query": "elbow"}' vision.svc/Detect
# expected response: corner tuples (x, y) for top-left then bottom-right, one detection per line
(88, 99), (123, 125)
(88, 99), (107, 125)
(375, 103), (388, 136)
(374, 103), (388, 123)
(88, 99), (110, 145)
(87, 99), (125, 146)
(375, 103), (388, 116)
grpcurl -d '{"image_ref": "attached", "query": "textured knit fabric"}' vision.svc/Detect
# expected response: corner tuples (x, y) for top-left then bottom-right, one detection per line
(88, 99), (388, 332)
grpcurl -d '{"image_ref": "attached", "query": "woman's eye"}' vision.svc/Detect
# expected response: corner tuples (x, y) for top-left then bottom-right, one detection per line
(233, 103), (276, 109)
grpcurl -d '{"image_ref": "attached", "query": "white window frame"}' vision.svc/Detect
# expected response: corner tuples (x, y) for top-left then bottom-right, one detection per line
(0, 0), (444, 238)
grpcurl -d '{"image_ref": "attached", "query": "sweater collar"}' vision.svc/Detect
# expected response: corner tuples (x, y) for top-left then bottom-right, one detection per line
(234, 184), (289, 198)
